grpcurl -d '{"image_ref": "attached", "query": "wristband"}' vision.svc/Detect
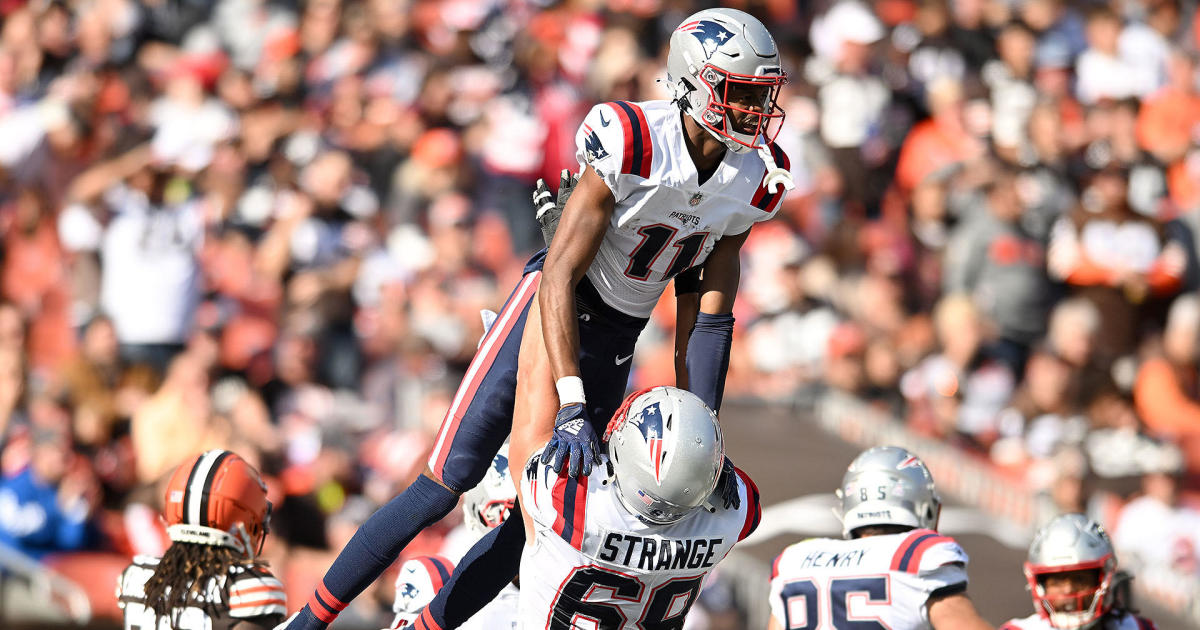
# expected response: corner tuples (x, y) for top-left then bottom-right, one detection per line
(555, 376), (586, 406)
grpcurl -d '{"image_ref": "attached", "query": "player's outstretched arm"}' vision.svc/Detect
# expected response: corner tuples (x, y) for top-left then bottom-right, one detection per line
(673, 288), (699, 390)
(927, 590), (995, 630)
(536, 165), (616, 478)
(684, 228), (749, 413)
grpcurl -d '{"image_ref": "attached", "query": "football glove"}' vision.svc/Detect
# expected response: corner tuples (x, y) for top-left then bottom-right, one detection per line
(541, 402), (601, 478)
(533, 169), (578, 246)
(714, 457), (741, 510)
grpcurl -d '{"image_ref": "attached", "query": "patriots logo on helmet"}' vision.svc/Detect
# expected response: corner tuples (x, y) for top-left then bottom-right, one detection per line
(677, 19), (736, 60)
(491, 453), (509, 477)
(630, 402), (666, 485)
(396, 581), (421, 609)
(583, 127), (609, 163)
(897, 455), (922, 469)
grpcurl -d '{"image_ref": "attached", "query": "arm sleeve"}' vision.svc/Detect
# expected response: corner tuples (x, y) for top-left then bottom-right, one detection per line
(685, 312), (735, 412)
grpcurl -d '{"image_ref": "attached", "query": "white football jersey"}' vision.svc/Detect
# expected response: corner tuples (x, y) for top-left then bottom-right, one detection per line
(768, 531), (969, 630)
(518, 454), (761, 629)
(575, 99), (791, 317)
(116, 554), (286, 630)
(1001, 611), (1157, 630)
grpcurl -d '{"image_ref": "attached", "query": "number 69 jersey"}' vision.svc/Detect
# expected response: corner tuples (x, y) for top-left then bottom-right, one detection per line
(768, 530), (969, 630)
(576, 100), (790, 318)
(519, 454), (762, 630)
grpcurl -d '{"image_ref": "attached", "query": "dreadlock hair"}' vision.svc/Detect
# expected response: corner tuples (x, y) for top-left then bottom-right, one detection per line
(142, 541), (268, 626)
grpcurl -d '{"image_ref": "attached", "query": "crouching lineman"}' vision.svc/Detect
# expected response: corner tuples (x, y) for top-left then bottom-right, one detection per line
(118, 450), (286, 629)
(513, 386), (760, 629)
(768, 446), (993, 630)
(1002, 514), (1156, 630)
(390, 446), (519, 629)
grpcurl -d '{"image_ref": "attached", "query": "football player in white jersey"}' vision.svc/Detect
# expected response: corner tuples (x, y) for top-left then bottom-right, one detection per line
(117, 450), (286, 630)
(515, 385), (760, 629)
(1001, 514), (1157, 630)
(288, 8), (791, 630)
(768, 446), (993, 630)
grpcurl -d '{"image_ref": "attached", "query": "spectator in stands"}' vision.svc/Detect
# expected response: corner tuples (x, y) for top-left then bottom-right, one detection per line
(944, 163), (1053, 371)
(984, 21), (1039, 157)
(1019, 101), (1078, 240)
(824, 322), (868, 397)
(1119, 0), (1183, 97)
(68, 145), (205, 376)
(896, 76), (983, 193)
(901, 294), (1015, 449)
(1140, 49), (1200, 227)
(0, 426), (95, 559)
(1114, 466), (1200, 575)
(1076, 6), (1141, 104)
(1005, 349), (1086, 460)
(807, 1), (889, 213)
(1047, 165), (1184, 362)
(1134, 294), (1200, 471)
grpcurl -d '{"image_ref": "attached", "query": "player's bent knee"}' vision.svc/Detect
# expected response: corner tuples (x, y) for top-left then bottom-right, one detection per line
(421, 467), (462, 494)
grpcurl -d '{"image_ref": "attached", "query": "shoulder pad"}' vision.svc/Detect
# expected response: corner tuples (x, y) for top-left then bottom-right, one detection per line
(889, 529), (968, 574)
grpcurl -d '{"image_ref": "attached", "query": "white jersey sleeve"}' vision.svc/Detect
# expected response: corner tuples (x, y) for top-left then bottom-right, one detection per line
(575, 102), (653, 201)
(904, 531), (969, 596)
(520, 451), (588, 547)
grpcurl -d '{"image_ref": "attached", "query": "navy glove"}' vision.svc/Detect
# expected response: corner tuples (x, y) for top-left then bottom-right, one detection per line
(541, 402), (601, 478)
(714, 457), (741, 510)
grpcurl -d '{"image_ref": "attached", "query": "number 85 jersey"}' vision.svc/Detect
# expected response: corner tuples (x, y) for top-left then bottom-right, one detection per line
(576, 100), (790, 318)
(519, 453), (762, 629)
(768, 530), (969, 630)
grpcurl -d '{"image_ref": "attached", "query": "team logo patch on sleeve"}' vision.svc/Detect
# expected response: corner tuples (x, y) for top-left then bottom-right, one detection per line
(583, 127), (610, 163)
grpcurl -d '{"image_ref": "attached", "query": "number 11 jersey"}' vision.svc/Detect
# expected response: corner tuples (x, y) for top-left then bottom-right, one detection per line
(575, 100), (790, 318)
(768, 530), (970, 630)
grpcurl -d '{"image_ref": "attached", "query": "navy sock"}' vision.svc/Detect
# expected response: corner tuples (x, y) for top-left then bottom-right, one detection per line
(288, 475), (461, 629)
(420, 506), (526, 629)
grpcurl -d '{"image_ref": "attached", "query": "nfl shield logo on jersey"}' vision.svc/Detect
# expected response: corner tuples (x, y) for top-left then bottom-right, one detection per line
(689, 193), (703, 207)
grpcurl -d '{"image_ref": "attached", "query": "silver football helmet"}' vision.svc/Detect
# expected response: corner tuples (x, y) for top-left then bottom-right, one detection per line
(1024, 514), (1119, 630)
(462, 443), (516, 538)
(836, 446), (942, 538)
(666, 8), (787, 154)
(605, 386), (724, 524)
(391, 555), (454, 627)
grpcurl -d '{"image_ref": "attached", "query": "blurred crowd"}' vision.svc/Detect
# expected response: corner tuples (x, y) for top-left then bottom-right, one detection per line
(0, 0), (1199, 625)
